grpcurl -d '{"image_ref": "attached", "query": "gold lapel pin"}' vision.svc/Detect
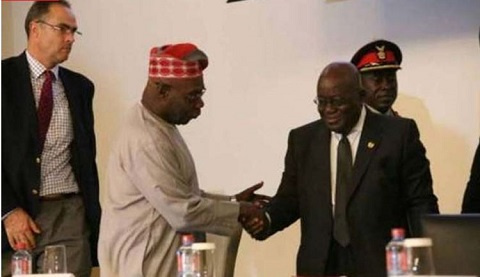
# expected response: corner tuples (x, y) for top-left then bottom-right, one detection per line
(367, 141), (375, 149)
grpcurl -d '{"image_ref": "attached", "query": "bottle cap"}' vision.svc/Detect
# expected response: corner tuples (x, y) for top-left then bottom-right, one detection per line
(391, 227), (405, 238)
(404, 238), (433, 247)
(15, 242), (27, 250)
(181, 233), (194, 246)
(191, 242), (215, 251)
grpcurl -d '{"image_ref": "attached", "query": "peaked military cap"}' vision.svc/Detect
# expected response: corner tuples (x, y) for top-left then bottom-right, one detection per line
(351, 39), (402, 72)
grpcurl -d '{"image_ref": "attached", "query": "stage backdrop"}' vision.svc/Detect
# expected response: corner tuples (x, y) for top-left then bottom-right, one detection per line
(3, 0), (480, 276)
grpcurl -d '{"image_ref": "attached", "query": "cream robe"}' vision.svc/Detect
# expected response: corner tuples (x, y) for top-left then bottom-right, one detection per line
(98, 103), (240, 277)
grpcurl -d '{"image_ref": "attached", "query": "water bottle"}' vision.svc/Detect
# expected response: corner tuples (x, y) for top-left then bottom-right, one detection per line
(11, 242), (32, 275)
(386, 228), (407, 276)
(177, 233), (195, 277)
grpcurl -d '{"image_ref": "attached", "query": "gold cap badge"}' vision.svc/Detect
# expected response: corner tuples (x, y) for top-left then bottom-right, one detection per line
(375, 45), (386, 60)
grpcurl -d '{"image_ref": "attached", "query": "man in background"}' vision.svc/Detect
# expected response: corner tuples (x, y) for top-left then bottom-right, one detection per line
(351, 39), (402, 116)
(245, 62), (438, 276)
(98, 43), (268, 277)
(461, 31), (480, 213)
(2, 1), (100, 276)
(462, 140), (480, 213)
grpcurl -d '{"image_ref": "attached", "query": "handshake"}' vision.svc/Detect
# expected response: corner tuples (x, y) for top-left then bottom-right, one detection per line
(234, 182), (271, 239)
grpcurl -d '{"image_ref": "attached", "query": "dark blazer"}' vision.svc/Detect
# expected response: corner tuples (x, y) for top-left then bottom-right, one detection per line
(1, 52), (101, 265)
(462, 140), (480, 213)
(264, 110), (439, 277)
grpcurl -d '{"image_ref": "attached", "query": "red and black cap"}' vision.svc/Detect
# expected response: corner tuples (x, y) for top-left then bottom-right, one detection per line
(149, 43), (208, 79)
(351, 39), (402, 72)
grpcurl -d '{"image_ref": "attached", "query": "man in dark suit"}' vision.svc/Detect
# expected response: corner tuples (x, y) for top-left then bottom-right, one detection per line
(351, 39), (403, 116)
(461, 29), (480, 214)
(2, 1), (100, 276)
(244, 62), (439, 276)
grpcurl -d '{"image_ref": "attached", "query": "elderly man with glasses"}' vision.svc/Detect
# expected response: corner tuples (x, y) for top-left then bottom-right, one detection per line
(2, 1), (100, 276)
(98, 43), (269, 277)
(244, 62), (438, 277)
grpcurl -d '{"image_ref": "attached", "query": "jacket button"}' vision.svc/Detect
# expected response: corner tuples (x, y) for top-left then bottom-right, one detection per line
(36, 157), (41, 164)
(32, 189), (38, 195)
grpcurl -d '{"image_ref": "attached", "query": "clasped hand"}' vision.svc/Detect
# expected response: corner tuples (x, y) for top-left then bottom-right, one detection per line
(235, 182), (270, 238)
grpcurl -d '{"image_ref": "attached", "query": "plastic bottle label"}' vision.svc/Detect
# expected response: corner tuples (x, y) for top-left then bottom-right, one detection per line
(11, 259), (32, 275)
(177, 249), (195, 276)
(386, 249), (407, 275)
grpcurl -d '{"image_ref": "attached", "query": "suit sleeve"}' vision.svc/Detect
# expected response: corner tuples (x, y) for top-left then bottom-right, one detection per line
(462, 141), (480, 213)
(76, 77), (101, 266)
(1, 169), (19, 218)
(402, 120), (439, 236)
(85, 80), (101, 211)
(1, 58), (22, 218)
(263, 130), (301, 239)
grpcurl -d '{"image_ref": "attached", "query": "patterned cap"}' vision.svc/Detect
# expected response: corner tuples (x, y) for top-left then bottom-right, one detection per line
(149, 43), (208, 79)
(351, 39), (402, 72)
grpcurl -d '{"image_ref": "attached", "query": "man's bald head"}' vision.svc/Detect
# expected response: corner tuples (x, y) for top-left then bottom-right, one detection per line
(316, 62), (363, 135)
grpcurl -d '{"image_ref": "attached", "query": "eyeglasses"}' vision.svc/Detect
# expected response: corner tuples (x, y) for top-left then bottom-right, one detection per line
(313, 96), (349, 110)
(185, 89), (206, 104)
(36, 20), (82, 36)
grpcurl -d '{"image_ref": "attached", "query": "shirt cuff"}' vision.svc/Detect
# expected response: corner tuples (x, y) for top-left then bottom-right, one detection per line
(2, 208), (18, 221)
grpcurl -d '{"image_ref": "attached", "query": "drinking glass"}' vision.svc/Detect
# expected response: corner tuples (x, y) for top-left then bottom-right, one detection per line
(43, 244), (67, 273)
(404, 238), (435, 275)
(192, 243), (215, 277)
